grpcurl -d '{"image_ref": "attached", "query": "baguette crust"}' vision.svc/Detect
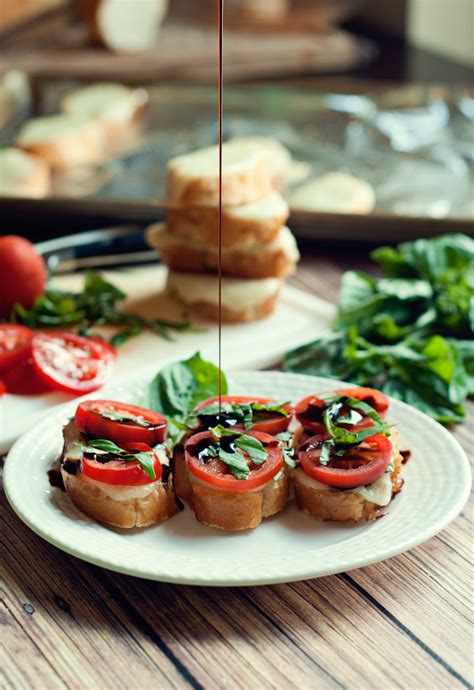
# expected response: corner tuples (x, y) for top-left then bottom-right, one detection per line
(175, 454), (289, 530)
(17, 117), (105, 171)
(61, 468), (178, 528)
(165, 144), (272, 208)
(166, 203), (286, 248)
(148, 225), (298, 279)
(293, 431), (403, 523)
(0, 148), (50, 198)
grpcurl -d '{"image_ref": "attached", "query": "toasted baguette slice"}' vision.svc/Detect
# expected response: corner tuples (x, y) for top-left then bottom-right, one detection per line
(290, 172), (376, 214)
(17, 115), (105, 170)
(60, 421), (178, 528)
(165, 141), (272, 208)
(293, 431), (403, 523)
(228, 136), (292, 189)
(174, 446), (289, 531)
(147, 223), (299, 279)
(166, 190), (289, 248)
(0, 148), (50, 198)
(166, 270), (282, 323)
(61, 82), (146, 152)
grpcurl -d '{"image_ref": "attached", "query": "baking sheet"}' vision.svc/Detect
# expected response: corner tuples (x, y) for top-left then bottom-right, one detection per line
(1, 78), (473, 240)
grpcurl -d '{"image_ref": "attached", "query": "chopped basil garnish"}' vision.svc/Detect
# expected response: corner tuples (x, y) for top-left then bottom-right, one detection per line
(196, 425), (269, 481)
(275, 430), (296, 468)
(80, 439), (157, 480)
(195, 400), (289, 430)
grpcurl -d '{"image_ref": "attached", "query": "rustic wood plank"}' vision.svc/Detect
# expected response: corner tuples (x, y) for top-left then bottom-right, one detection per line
(0, 489), (195, 690)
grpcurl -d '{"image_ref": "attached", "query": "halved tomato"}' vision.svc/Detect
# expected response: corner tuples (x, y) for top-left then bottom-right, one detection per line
(195, 395), (292, 435)
(2, 357), (51, 395)
(298, 432), (392, 488)
(31, 332), (114, 394)
(0, 379), (5, 396)
(185, 429), (283, 492)
(0, 324), (34, 374)
(82, 442), (163, 486)
(75, 400), (167, 446)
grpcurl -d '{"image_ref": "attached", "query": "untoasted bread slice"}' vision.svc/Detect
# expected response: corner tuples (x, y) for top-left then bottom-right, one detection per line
(61, 82), (146, 152)
(166, 190), (289, 248)
(147, 223), (299, 279)
(0, 148), (50, 198)
(165, 141), (272, 207)
(290, 172), (375, 214)
(17, 114), (105, 170)
(228, 136), (292, 189)
(293, 431), (403, 523)
(166, 270), (282, 323)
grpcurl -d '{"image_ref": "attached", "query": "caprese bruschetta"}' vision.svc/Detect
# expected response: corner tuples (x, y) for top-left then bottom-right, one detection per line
(177, 425), (289, 531)
(292, 388), (403, 522)
(59, 400), (178, 528)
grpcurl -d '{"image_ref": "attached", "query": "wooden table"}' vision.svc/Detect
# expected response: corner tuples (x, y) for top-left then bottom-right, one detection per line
(1, 250), (472, 690)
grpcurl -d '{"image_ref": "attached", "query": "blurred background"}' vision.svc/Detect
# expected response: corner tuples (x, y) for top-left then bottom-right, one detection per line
(0, 0), (473, 242)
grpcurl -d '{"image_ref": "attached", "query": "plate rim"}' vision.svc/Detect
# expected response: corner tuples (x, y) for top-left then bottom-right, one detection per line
(4, 370), (472, 586)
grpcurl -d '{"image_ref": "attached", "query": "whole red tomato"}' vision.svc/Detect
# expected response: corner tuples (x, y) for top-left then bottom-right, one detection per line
(0, 236), (46, 317)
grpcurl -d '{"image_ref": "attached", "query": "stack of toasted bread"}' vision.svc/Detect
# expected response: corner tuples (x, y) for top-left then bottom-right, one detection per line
(147, 138), (300, 323)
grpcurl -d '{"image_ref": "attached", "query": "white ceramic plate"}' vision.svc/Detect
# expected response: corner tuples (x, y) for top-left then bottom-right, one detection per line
(4, 371), (471, 586)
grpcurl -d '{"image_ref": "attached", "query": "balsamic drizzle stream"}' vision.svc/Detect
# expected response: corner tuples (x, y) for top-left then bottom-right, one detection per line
(217, 0), (224, 412)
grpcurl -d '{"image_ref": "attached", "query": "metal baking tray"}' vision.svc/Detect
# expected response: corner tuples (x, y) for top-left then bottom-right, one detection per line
(1, 75), (473, 242)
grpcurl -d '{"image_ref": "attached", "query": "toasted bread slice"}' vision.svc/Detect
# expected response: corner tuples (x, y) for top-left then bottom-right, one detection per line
(60, 421), (178, 528)
(17, 114), (105, 170)
(228, 136), (292, 189)
(290, 172), (376, 214)
(174, 447), (289, 531)
(165, 141), (272, 207)
(147, 223), (299, 279)
(61, 82), (146, 152)
(293, 431), (403, 523)
(0, 148), (50, 198)
(166, 190), (289, 248)
(166, 270), (282, 323)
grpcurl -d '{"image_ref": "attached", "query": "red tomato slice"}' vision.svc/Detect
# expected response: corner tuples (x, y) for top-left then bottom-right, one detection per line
(31, 332), (114, 394)
(295, 387), (389, 434)
(0, 379), (5, 396)
(75, 400), (167, 446)
(82, 441), (163, 486)
(185, 429), (283, 492)
(335, 387), (389, 417)
(195, 395), (292, 435)
(0, 325), (34, 374)
(2, 357), (52, 395)
(298, 432), (392, 488)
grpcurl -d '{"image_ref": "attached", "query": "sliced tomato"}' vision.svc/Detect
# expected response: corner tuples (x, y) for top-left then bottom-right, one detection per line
(31, 332), (114, 394)
(2, 357), (52, 395)
(75, 400), (167, 446)
(0, 325), (34, 374)
(82, 441), (163, 486)
(295, 386), (389, 434)
(195, 395), (292, 435)
(335, 387), (389, 417)
(185, 429), (283, 492)
(298, 432), (392, 488)
(0, 379), (5, 396)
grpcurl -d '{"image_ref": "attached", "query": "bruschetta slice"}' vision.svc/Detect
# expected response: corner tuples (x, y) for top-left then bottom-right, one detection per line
(177, 428), (288, 531)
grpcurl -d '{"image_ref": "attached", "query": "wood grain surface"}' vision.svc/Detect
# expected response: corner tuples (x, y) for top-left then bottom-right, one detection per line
(1, 251), (472, 690)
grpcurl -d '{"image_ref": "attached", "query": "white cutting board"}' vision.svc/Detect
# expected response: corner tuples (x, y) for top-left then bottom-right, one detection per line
(0, 265), (335, 453)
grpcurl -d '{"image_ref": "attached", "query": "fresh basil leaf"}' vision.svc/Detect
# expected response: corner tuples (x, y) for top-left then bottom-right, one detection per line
(81, 439), (157, 480)
(149, 352), (227, 422)
(99, 410), (151, 426)
(218, 447), (250, 480)
(133, 452), (156, 480)
(234, 434), (268, 465)
(323, 406), (391, 445)
(85, 439), (124, 454)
